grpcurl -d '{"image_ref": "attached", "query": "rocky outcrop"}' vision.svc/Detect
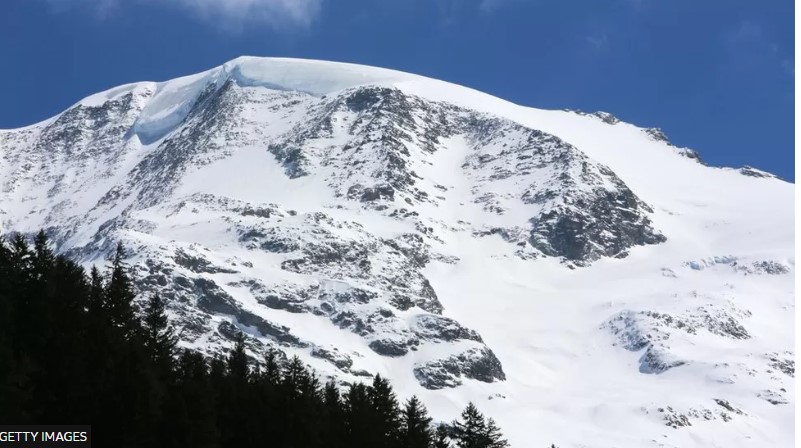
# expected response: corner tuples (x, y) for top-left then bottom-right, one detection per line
(603, 303), (752, 374)
(684, 256), (791, 275)
(413, 347), (506, 390)
(656, 400), (745, 428)
(739, 166), (780, 179)
(463, 119), (665, 264)
(766, 352), (794, 377)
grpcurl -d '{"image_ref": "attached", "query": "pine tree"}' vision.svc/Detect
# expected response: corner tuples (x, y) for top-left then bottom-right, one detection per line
(483, 418), (509, 448)
(219, 336), (258, 448)
(432, 424), (452, 448)
(281, 356), (323, 448)
(452, 402), (488, 448)
(399, 395), (433, 448)
(209, 355), (227, 387)
(104, 242), (138, 337)
(324, 379), (343, 410)
(31, 230), (55, 280)
(282, 355), (311, 397)
(226, 332), (250, 381)
(143, 294), (178, 374)
(369, 374), (402, 447)
(322, 380), (347, 448)
(30, 232), (58, 354)
(8, 234), (34, 348)
(8, 233), (32, 275)
(88, 266), (104, 313)
(168, 350), (219, 448)
(451, 404), (509, 448)
(39, 254), (93, 423)
(262, 347), (283, 386)
(0, 235), (33, 422)
(345, 382), (373, 447)
(251, 348), (284, 447)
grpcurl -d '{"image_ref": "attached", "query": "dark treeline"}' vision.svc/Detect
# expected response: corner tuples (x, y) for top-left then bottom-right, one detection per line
(0, 231), (510, 448)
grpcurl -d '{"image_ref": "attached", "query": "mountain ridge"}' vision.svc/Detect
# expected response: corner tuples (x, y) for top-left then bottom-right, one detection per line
(0, 57), (793, 448)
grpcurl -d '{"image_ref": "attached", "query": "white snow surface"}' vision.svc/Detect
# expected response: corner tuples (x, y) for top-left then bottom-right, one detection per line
(0, 57), (794, 448)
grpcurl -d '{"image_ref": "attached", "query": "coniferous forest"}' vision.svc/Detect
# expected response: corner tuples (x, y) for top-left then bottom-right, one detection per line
(0, 231), (511, 448)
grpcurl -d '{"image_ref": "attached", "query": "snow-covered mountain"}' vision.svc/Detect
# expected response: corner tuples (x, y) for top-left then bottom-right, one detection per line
(0, 57), (794, 447)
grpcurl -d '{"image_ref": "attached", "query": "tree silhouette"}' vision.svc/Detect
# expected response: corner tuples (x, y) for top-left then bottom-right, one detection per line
(399, 395), (433, 448)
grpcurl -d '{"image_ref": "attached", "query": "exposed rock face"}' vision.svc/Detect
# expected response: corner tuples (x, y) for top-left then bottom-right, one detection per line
(757, 389), (788, 405)
(413, 347), (506, 390)
(767, 352), (795, 377)
(644, 127), (671, 144)
(311, 346), (354, 372)
(526, 182), (665, 263)
(676, 148), (704, 163)
(462, 119), (666, 264)
(656, 400), (746, 429)
(114, 193), (496, 384)
(684, 256), (791, 275)
(603, 302), (752, 374)
(567, 109), (621, 125)
(739, 166), (780, 179)
(641, 127), (705, 164)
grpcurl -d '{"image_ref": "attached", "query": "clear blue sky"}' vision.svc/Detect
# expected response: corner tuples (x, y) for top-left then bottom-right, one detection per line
(1, 0), (794, 180)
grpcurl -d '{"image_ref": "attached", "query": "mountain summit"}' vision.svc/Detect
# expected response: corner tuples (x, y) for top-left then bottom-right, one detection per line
(0, 57), (793, 447)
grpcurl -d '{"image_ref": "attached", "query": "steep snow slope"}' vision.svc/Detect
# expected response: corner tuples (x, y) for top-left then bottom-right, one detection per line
(0, 57), (794, 448)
